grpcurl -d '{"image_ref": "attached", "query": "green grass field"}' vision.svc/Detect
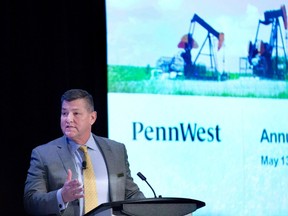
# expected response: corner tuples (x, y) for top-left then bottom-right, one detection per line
(108, 65), (288, 98)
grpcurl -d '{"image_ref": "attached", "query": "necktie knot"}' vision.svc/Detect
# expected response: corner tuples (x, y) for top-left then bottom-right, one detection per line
(79, 145), (88, 154)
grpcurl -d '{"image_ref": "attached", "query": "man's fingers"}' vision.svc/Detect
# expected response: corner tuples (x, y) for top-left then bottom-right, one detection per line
(66, 169), (72, 181)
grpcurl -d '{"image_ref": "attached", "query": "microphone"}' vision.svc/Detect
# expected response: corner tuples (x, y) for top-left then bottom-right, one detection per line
(137, 172), (158, 198)
(82, 161), (87, 169)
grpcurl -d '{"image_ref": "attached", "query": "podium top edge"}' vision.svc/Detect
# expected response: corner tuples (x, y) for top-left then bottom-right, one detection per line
(85, 197), (206, 215)
(109, 197), (205, 208)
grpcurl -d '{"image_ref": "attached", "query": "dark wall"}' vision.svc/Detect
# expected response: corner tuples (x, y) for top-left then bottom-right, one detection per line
(1, 1), (107, 214)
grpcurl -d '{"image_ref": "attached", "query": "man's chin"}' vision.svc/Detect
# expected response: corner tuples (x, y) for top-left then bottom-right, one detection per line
(64, 131), (76, 138)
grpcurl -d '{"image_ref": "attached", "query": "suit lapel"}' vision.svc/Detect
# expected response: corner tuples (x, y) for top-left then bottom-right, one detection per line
(93, 135), (123, 201)
(56, 136), (78, 179)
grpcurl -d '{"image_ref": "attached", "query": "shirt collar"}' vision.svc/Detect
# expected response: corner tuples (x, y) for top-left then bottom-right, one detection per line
(66, 134), (97, 152)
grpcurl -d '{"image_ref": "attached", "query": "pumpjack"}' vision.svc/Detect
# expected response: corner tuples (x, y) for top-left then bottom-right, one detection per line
(248, 5), (288, 79)
(178, 14), (226, 80)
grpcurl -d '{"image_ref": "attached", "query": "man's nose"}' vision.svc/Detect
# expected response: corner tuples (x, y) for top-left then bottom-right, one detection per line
(66, 113), (74, 122)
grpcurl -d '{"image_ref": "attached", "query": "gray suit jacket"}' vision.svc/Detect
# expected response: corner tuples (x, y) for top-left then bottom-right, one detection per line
(24, 134), (145, 216)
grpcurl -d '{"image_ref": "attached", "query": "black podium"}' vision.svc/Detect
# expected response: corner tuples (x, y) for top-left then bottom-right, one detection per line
(85, 197), (205, 216)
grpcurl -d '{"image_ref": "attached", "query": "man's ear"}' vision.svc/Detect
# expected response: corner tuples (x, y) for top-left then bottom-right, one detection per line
(90, 111), (97, 125)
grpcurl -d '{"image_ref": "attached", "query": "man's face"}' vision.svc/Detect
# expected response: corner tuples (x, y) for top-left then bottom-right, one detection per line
(60, 98), (96, 144)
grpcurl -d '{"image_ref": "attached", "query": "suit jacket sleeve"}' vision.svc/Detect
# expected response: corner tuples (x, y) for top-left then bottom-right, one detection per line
(23, 137), (79, 216)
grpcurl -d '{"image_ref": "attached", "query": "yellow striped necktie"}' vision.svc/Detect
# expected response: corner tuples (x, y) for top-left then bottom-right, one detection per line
(79, 145), (98, 213)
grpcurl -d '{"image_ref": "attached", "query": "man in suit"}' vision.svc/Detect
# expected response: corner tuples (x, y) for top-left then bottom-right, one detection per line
(24, 89), (145, 216)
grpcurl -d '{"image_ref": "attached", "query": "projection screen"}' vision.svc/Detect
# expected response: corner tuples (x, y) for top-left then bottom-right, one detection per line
(106, 1), (288, 215)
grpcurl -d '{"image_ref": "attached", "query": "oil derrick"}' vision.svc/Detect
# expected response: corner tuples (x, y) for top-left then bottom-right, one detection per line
(248, 5), (288, 79)
(178, 14), (225, 80)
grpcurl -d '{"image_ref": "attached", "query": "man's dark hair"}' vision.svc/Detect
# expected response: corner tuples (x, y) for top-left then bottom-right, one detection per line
(61, 89), (95, 112)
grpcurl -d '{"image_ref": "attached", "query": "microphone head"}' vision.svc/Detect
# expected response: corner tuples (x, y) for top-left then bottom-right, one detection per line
(82, 161), (87, 169)
(137, 172), (146, 181)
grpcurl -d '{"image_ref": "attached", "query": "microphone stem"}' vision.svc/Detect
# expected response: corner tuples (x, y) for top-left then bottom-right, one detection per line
(145, 180), (157, 198)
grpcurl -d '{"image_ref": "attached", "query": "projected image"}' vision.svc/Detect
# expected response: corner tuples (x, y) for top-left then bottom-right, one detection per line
(107, 1), (288, 98)
(106, 1), (288, 216)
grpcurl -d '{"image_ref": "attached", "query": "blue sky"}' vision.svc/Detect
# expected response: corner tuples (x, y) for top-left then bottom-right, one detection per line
(106, 0), (287, 72)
